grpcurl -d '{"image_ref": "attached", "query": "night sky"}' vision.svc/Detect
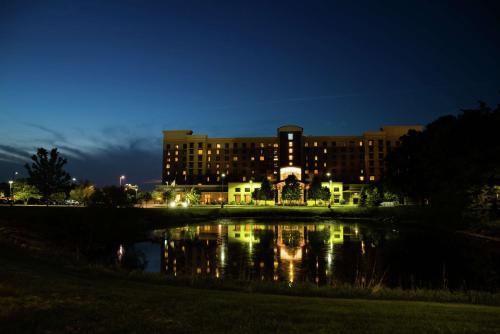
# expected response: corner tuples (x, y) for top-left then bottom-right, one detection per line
(1, 1), (500, 189)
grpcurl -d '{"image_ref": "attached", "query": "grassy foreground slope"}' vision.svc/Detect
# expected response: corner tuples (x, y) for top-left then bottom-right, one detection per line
(1, 246), (500, 333)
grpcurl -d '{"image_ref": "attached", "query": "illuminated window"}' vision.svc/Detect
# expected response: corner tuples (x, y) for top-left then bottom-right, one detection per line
(305, 170), (309, 174)
(251, 156), (255, 161)
(175, 157), (178, 162)
(175, 150), (178, 155)
(288, 148), (293, 153)
(370, 176), (375, 181)
(323, 148), (327, 153)
(288, 142), (293, 147)
(314, 142), (318, 147)
(260, 156), (265, 161)
(273, 156), (278, 161)
(273, 143), (278, 148)
(359, 141), (363, 147)
(289, 162), (293, 166)
(207, 150), (212, 155)
(289, 155), (293, 160)
(166, 164), (170, 169)
(369, 140), (373, 146)
(260, 143), (264, 148)
(197, 149), (203, 155)
(305, 142), (309, 147)
(359, 176), (364, 181)
(182, 170), (186, 175)
(233, 156), (238, 161)
(216, 149), (220, 154)
(208, 156), (211, 162)
(175, 144), (179, 149)
(323, 162), (326, 167)
(216, 143), (221, 149)
(242, 176), (246, 181)
(314, 155), (318, 161)
(314, 169), (318, 174)
(288, 133), (293, 140)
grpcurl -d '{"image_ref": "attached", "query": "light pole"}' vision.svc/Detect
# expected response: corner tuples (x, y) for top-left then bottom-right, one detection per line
(326, 172), (332, 208)
(119, 175), (126, 187)
(220, 173), (226, 208)
(8, 180), (13, 206)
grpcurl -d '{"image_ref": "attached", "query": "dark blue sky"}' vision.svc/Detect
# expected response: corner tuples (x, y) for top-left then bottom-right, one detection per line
(1, 0), (500, 188)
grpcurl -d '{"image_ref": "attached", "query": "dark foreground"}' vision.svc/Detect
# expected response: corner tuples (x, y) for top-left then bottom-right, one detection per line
(1, 245), (500, 333)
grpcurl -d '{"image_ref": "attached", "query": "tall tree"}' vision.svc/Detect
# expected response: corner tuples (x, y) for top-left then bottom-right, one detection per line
(282, 175), (302, 205)
(385, 101), (500, 221)
(308, 176), (322, 205)
(25, 148), (71, 203)
(259, 178), (274, 205)
(318, 186), (331, 204)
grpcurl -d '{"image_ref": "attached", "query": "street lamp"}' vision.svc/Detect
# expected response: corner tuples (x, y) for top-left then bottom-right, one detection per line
(326, 172), (332, 208)
(8, 180), (13, 205)
(220, 173), (226, 208)
(72, 177), (77, 183)
(119, 175), (126, 187)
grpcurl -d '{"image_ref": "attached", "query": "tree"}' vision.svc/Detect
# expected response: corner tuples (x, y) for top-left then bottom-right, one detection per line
(152, 185), (176, 204)
(69, 182), (95, 206)
(12, 179), (41, 204)
(318, 186), (331, 204)
(49, 192), (67, 204)
(185, 187), (201, 205)
(136, 191), (153, 207)
(253, 178), (274, 205)
(308, 176), (322, 205)
(24, 148), (71, 203)
(360, 185), (382, 207)
(385, 101), (500, 222)
(88, 186), (133, 208)
(281, 175), (302, 205)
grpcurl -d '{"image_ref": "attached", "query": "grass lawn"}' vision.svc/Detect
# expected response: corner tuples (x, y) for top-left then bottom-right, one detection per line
(1, 245), (500, 333)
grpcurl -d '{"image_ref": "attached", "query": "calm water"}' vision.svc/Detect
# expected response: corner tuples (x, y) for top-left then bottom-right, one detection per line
(128, 220), (500, 291)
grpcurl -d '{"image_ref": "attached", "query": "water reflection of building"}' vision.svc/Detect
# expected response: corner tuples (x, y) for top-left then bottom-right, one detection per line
(161, 223), (361, 285)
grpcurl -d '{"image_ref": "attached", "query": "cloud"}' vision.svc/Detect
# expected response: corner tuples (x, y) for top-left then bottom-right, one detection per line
(0, 145), (31, 162)
(22, 122), (67, 142)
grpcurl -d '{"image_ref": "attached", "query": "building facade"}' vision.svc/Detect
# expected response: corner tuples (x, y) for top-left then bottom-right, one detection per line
(162, 124), (422, 186)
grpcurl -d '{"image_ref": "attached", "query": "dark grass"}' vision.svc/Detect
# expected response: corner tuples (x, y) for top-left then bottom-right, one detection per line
(1, 244), (500, 333)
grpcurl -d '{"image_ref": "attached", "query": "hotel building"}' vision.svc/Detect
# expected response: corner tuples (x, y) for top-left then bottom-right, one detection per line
(162, 124), (421, 204)
(163, 125), (421, 183)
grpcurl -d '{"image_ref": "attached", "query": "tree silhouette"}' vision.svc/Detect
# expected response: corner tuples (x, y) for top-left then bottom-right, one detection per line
(386, 101), (500, 222)
(24, 148), (71, 203)
(255, 177), (274, 205)
(308, 176), (322, 205)
(282, 175), (302, 205)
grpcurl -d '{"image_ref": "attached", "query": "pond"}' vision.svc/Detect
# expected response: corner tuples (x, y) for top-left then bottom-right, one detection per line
(125, 220), (500, 291)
